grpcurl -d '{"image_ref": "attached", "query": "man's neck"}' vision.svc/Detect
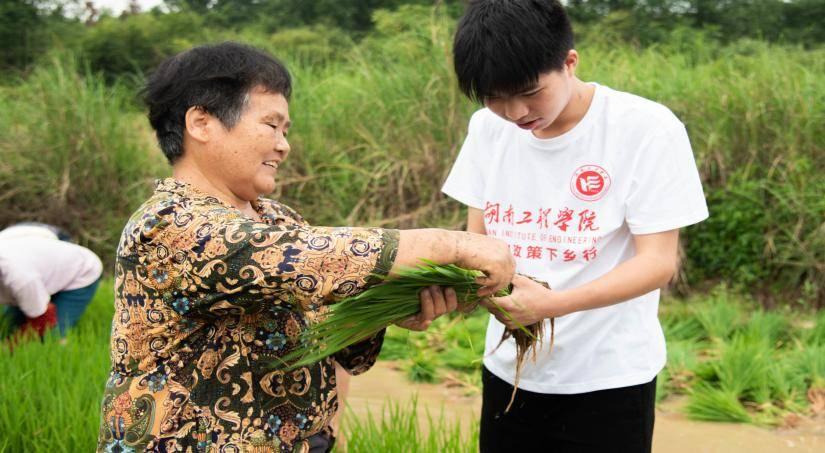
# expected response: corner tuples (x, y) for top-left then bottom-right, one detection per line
(534, 78), (595, 139)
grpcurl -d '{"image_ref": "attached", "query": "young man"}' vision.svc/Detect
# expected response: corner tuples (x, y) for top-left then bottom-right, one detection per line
(96, 42), (513, 453)
(442, 1), (709, 451)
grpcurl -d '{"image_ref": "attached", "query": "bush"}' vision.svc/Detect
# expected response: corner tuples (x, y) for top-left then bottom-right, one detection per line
(81, 11), (207, 81)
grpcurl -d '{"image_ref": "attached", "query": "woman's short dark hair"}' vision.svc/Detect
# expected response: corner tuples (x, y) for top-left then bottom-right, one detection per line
(453, 0), (574, 103)
(143, 42), (292, 164)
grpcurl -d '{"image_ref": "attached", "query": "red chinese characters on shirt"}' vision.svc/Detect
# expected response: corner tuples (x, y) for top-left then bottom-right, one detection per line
(526, 246), (542, 259)
(484, 202), (500, 224)
(536, 208), (552, 229)
(483, 201), (601, 264)
(554, 208), (574, 232)
(578, 209), (599, 232)
(502, 205), (515, 225)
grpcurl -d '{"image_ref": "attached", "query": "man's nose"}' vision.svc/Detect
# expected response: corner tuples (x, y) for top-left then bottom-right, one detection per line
(504, 100), (529, 122)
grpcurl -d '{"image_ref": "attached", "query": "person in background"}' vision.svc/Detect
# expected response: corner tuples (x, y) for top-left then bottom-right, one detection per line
(0, 223), (103, 338)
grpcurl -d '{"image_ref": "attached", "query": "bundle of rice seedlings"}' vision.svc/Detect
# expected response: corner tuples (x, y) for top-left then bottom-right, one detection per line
(275, 261), (553, 411)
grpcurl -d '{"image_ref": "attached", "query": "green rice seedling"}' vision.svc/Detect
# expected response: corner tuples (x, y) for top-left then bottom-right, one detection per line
(686, 383), (752, 423)
(275, 262), (536, 370)
(803, 311), (825, 346)
(661, 313), (705, 342)
(786, 345), (825, 392)
(739, 310), (791, 348)
(714, 334), (773, 399)
(342, 398), (479, 453)
(404, 351), (440, 383)
(439, 344), (482, 374)
(693, 293), (744, 341)
(276, 262), (547, 412)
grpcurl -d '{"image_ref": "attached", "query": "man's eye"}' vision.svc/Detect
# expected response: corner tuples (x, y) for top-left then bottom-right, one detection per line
(524, 90), (540, 97)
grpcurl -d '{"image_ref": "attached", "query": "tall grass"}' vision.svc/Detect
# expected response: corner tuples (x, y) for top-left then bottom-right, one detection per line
(0, 54), (167, 260)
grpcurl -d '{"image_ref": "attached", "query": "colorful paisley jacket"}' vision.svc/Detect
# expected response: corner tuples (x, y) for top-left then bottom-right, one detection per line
(97, 178), (398, 452)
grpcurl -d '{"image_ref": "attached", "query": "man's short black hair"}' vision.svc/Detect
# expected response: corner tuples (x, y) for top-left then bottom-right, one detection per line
(143, 42), (292, 164)
(453, 0), (574, 103)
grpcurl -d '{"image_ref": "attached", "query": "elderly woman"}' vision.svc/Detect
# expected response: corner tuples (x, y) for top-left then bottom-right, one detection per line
(96, 42), (513, 453)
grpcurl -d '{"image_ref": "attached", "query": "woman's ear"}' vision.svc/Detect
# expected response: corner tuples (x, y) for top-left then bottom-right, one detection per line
(184, 106), (211, 143)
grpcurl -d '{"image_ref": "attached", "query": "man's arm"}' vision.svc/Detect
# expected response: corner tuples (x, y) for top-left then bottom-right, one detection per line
(467, 207), (487, 235)
(474, 204), (679, 326)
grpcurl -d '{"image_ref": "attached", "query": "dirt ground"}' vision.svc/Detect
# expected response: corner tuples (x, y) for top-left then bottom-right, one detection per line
(344, 362), (825, 452)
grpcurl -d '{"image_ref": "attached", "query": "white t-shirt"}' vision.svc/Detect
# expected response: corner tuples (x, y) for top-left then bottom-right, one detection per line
(0, 226), (103, 318)
(442, 84), (709, 394)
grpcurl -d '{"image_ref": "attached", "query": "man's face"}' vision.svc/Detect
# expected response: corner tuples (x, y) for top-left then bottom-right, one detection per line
(483, 69), (573, 138)
(201, 87), (291, 202)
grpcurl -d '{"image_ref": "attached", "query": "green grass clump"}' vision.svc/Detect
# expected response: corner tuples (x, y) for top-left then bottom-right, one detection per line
(686, 383), (753, 423)
(693, 290), (745, 342)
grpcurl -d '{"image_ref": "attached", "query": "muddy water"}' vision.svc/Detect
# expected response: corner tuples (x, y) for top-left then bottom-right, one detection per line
(344, 362), (825, 452)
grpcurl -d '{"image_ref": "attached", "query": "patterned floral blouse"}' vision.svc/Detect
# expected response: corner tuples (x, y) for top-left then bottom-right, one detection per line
(97, 178), (399, 452)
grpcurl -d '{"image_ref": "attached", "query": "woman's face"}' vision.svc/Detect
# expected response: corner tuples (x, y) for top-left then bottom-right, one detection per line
(197, 86), (291, 203)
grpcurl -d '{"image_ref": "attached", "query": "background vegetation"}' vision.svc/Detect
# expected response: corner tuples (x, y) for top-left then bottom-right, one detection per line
(1, 1), (823, 304)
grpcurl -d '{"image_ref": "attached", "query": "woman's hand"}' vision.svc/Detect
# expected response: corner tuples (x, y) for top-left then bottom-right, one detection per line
(395, 286), (458, 331)
(480, 274), (567, 328)
(455, 233), (515, 297)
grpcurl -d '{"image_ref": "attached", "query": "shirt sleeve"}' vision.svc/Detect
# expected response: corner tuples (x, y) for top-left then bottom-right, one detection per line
(441, 111), (490, 209)
(332, 328), (386, 375)
(625, 121), (709, 235)
(147, 214), (400, 315)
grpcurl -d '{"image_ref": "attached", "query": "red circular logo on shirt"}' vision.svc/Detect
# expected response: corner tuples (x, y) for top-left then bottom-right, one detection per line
(571, 165), (611, 201)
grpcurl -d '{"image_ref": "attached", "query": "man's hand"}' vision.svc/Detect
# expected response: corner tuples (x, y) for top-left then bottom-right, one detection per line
(395, 286), (458, 331)
(480, 275), (566, 329)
